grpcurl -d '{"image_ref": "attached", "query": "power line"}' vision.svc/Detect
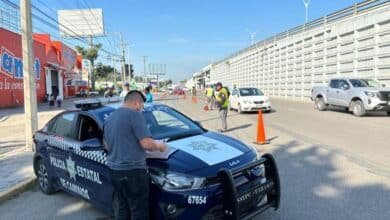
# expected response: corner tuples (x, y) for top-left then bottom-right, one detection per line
(0, 0), (121, 59)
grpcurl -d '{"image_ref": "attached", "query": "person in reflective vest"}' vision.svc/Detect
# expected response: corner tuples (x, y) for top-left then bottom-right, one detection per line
(215, 82), (229, 132)
(205, 86), (215, 110)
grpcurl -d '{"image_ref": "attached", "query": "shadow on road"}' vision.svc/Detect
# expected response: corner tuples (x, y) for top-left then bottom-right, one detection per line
(257, 140), (390, 220)
(225, 123), (252, 132)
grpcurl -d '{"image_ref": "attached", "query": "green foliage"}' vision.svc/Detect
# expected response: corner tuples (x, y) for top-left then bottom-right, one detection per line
(95, 62), (114, 81)
(75, 44), (102, 66)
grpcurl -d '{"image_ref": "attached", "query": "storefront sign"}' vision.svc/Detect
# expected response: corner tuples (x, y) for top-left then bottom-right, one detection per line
(0, 46), (41, 80)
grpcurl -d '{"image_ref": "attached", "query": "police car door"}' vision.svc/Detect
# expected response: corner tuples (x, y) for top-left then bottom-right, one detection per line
(70, 113), (113, 211)
(43, 112), (84, 194)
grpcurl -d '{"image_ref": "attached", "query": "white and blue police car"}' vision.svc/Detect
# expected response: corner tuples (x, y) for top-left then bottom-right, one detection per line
(33, 98), (280, 219)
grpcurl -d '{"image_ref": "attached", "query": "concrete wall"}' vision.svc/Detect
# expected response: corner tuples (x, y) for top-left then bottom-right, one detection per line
(210, 2), (390, 99)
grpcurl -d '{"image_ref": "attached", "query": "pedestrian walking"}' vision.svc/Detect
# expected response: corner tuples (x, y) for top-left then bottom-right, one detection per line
(144, 86), (153, 103)
(215, 82), (229, 132)
(104, 90), (167, 220)
(56, 95), (62, 108)
(120, 82), (130, 98)
(48, 94), (55, 107)
(191, 86), (197, 96)
(205, 85), (214, 110)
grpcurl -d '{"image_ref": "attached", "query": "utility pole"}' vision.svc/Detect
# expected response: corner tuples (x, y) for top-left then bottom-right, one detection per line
(143, 56), (147, 82)
(88, 36), (94, 90)
(118, 33), (127, 84)
(303, 0), (311, 23)
(20, 0), (37, 151)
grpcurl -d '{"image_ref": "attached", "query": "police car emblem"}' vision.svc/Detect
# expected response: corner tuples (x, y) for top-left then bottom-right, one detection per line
(66, 156), (77, 180)
(187, 141), (219, 153)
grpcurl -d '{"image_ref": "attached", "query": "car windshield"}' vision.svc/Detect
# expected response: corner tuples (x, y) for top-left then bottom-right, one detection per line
(350, 79), (380, 88)
(239, 88), (264, 96)
(100, 105), (203, 140)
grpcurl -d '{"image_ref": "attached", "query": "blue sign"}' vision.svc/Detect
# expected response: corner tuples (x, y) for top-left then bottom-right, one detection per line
(0, 47), (41, 80)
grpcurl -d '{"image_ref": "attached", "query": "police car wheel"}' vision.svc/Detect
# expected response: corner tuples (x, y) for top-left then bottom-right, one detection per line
(35, 159), (56, 194)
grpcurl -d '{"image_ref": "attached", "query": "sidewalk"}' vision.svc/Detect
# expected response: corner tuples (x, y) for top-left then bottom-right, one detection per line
(0, 98), (80, 200)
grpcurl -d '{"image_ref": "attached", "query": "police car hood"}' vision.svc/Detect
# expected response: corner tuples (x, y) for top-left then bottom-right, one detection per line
(147, 132), (256, 176)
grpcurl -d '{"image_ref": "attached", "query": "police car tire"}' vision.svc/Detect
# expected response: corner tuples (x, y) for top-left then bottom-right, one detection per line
(35, 159), (56, 194)
(387, 111), (390, 116)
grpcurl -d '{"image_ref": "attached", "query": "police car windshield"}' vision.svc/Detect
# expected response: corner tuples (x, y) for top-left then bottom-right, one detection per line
(143, 106), (203, 140)
(100, 105), (203, 140)
(239, 88), (264, 96)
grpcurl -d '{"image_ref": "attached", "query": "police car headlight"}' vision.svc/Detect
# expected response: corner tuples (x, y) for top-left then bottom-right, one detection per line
(150, 170), (206, 191)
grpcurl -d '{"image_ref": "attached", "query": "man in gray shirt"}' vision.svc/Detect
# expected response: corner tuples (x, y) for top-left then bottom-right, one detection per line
(104, 90), (166, 220)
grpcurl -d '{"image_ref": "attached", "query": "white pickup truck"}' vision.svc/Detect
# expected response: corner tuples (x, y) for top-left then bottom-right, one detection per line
(311, 78), (390, 116)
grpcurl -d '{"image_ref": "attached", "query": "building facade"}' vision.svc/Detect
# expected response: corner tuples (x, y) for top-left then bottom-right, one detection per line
(207, 1), (390, 100)
(0, 28), (82, 108)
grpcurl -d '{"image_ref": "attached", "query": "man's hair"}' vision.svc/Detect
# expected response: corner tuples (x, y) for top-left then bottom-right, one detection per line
(124, 90), (146, 103)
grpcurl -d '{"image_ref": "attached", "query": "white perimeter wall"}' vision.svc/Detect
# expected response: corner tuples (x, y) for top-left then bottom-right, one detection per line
(210, 3), (390, 100)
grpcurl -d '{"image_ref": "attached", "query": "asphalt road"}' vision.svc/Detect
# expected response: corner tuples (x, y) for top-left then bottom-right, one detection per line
(0, 97), (389, 220)
(261, 98), (390, 178)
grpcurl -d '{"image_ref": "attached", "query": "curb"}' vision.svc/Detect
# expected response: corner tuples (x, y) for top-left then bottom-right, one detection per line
(0, 177), (37, 204)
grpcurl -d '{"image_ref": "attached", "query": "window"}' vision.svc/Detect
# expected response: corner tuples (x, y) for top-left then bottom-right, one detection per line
(239, 88), (264, 96)
(338, 80), (350, 90)
(142, 108), (203, 140)
(78, 115), (101, 141)
(50, 113), (75, 138)
(329, 80), (339, 88)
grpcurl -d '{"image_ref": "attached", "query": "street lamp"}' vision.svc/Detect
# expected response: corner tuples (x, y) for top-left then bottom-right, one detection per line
(303, 0), (311, 23)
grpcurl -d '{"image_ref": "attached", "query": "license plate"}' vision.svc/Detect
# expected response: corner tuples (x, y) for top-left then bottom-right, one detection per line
(237, 181), (274, 203)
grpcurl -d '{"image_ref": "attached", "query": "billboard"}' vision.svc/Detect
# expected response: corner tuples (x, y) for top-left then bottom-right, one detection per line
(58, 9), (104, 38)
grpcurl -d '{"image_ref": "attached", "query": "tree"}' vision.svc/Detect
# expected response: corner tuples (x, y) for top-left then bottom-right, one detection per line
(95, 62), (114, 81)
(75, 44), (102, 90)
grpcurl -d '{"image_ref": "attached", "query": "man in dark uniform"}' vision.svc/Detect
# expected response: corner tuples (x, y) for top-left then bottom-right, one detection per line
(104, 90), (166, 220)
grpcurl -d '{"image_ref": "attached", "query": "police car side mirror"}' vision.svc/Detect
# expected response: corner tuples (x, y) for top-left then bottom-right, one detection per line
(81, 138), (104, 151)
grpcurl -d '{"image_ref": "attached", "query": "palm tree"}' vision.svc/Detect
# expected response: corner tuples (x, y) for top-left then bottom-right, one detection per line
(75, 44), (102, 90)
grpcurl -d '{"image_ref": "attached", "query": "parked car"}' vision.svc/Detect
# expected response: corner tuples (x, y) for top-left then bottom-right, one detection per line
(173, 88), (185, 95)
(229, 87), (272, 113)
(311, 78), (390, 116)
(75, 89), (99, 98)
(33, 99), (280, 219)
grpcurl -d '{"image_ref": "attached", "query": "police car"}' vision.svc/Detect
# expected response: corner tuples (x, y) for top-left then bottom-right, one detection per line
(33, 98), (280, 219)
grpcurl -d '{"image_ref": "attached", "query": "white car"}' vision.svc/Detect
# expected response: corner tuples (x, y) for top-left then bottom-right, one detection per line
(229, 87), (272, 113)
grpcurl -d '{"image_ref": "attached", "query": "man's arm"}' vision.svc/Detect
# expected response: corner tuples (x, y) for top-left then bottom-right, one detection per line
(139, 138), (166, 152)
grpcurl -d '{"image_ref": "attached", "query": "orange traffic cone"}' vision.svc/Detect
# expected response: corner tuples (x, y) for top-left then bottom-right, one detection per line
(192, 96), (198, 103)
(254, 110), (270, 145)
(203, 105), (209, 111)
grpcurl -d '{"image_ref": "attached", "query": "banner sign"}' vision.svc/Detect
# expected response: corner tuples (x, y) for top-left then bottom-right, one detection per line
(0, 46), (41, 80)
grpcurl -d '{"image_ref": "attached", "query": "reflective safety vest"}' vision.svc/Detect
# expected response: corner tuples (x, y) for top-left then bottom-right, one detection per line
(206, 88), (213, 97)
(216, 88), (229, 108)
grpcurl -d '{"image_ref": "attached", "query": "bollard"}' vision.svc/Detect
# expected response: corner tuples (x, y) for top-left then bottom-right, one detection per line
(254, 110), (270, 145)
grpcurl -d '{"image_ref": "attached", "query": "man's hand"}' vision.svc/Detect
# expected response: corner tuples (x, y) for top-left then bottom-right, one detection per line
(156, 141), (167, 152)
(140, 138), (167, 152)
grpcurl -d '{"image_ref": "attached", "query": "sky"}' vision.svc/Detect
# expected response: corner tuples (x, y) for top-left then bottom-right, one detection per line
(28, 0), (362, 82)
